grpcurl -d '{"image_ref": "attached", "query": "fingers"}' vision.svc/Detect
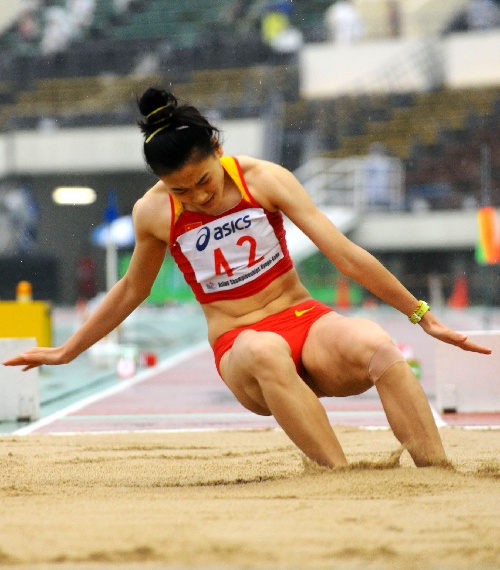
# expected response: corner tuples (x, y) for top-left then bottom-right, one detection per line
(444, 331), (491, 354)
(3, 346), (66, 369)
(422, 321), (493, 355)
(3, 353), (42, 369)
(2, 356), (26, 366)
(456, 338), (492, 354)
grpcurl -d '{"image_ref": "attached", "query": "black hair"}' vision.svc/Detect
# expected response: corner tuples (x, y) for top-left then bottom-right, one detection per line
(137, 87), (221, 177)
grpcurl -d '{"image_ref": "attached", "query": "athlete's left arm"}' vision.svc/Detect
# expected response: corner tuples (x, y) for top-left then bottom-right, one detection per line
(249, 160), (491, 354)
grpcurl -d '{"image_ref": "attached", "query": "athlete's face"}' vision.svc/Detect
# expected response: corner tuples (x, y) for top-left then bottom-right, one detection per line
(160, 148), (225, 214)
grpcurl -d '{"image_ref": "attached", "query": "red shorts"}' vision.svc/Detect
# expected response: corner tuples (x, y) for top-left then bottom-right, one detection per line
(212, 300), (334, 378)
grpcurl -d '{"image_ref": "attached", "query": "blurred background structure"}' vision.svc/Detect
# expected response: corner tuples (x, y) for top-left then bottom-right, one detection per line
(0, 0), (499, 309)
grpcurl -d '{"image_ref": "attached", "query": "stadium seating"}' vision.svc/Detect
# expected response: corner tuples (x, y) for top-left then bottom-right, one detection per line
(1, 0), (499, 201)
(304, 85), (500, 207)
(323, 87), (500, 160)
(0, 64), (298, 130)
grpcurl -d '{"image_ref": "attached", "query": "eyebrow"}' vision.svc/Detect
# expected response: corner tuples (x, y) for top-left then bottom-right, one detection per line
(171, 172), (209, 192)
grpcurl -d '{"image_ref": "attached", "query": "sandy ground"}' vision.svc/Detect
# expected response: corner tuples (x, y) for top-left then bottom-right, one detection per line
(0, 427), (499, 570)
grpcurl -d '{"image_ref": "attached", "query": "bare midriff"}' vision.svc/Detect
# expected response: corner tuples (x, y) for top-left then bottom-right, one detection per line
(202, 268), (312, 346)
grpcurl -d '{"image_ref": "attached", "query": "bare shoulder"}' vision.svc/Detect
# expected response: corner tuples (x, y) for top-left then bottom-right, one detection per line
(236, 155), (287, 180)
(235, 155), (311, 214)
(132, 181), (171, 243)
(235, 155), (297, 211)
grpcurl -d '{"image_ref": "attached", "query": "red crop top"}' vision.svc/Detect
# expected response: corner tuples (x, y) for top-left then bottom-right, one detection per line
(169, 156), (294, 303)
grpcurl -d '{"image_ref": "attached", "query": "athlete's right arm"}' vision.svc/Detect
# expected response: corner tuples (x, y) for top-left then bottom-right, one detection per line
(2, 193), (170, 370)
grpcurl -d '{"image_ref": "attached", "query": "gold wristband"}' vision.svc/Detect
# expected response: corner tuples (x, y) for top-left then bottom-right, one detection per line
(408, 300), (430, 324)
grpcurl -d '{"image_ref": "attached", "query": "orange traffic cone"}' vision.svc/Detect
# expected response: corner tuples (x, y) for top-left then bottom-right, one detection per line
(362, 295), (378, 309)
(448, 275), (469, 309)
(335, 277), (351, 310)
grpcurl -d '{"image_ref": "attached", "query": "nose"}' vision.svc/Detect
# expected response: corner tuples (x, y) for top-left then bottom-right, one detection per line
(194, 190), (210, 204)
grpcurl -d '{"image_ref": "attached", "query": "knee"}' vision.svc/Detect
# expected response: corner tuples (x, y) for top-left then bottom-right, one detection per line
(367, 336), (406, 384)
(350, 320), (406, 385)
(234, 330), (293, 379)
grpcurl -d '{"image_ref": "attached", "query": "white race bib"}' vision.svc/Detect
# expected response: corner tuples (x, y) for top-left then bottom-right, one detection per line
(176, 209), (284, 294)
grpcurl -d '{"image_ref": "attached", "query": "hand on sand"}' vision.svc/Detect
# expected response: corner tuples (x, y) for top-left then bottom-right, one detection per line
(419, 313), (492, 354)
(2, 346), (68, 371)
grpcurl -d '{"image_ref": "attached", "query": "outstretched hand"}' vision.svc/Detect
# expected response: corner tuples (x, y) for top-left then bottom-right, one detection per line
(2, 346), (69, 371)
(419, 313), (492, 354)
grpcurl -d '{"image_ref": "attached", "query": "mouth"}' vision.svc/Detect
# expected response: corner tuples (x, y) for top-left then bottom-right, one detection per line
(201, 195), (215, 207)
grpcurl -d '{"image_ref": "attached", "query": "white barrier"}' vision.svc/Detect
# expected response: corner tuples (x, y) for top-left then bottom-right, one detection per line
(435, 331), (500, 413)
(0, 338), (40, 421)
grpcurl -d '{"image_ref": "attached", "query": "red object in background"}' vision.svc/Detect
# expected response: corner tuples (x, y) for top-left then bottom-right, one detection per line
(140, 352), (158, 367)
(448, 275), (469, 309)
(335, 276), (351, 309)
(76, 255), (97, 300)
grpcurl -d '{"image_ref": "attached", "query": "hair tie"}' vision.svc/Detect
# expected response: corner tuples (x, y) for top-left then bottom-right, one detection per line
(145, 123), (171, 143)
(146, 105), (168, 119)
(150, 112), (173, 126)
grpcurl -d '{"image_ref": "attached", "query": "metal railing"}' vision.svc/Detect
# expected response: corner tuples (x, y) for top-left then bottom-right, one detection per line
(294, 155), (405, 211)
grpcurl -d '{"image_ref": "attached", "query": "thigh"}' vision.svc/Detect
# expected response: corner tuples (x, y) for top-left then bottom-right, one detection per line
(302, 312), (392, 397)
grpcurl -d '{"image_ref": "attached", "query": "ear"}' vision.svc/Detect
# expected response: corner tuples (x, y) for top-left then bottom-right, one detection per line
(213, 139), (223, 157)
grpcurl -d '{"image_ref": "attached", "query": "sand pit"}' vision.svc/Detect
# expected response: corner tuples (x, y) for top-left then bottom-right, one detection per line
(0, 426), (499, 569)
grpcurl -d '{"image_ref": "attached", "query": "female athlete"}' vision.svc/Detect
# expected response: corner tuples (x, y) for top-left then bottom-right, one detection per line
(3, 88), (491, 467)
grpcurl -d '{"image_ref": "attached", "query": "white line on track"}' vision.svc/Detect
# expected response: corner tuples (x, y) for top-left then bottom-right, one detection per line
(12, 341), (496, 437)
(13, 341), (210, 435)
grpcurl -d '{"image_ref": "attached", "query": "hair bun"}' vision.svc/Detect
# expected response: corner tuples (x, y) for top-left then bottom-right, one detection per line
(138, 88), (178, 119)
